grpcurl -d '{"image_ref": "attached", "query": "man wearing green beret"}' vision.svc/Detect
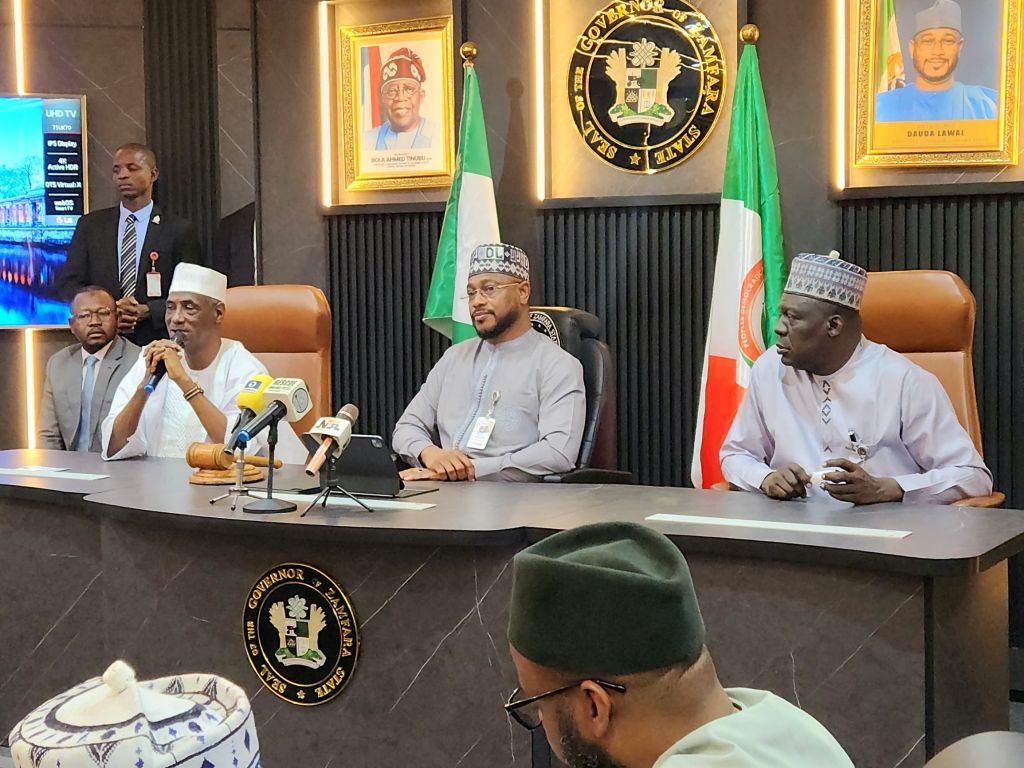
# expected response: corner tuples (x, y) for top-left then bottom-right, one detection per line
(505, 522), (853, 767)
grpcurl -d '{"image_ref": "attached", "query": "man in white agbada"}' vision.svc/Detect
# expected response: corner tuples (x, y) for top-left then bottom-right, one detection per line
(720, 252), (992, 505)
(9, 660), (260, 768)
(102, 263), (306, 462)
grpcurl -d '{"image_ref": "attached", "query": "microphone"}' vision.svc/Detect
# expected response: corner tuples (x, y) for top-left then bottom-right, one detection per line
(229, 377), (312, 451)
(144, 332), (185, 393)
(304, 404), (359, 477)
(224, 374), (275, 452)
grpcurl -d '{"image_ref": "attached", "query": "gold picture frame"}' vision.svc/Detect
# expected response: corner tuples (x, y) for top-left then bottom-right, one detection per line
(852, 0), (1020, 168)
(335, 15), (455, 191)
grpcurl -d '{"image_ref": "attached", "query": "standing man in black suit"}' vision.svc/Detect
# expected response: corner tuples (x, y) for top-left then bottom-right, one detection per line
(57, 143), (202, 346)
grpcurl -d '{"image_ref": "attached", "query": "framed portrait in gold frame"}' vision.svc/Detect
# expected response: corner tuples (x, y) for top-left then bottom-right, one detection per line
(853, 0), (1020, 168)
(337, 15), (455, 191)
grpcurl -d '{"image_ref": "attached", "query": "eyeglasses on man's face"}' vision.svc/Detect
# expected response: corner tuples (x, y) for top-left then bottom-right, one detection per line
(382, 83), (420, 99)
(71, 307), (114, 323)
(914, 33), (963, 50)
(504, 680), (627, 730)
(465, 281), (525, 301)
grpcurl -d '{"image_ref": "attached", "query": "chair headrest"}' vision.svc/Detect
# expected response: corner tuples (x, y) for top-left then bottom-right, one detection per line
(530, 307), (601, 356)
(859, 270), (974, 353)
(220, 285), (332, 353)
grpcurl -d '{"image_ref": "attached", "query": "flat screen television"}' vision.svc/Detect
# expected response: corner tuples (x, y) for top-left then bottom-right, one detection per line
(0, 94), (87, 327)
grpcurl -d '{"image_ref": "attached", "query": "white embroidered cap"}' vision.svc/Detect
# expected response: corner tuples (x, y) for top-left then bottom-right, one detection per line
(468, 243), (531, 282)
(784, 251), (867, 311)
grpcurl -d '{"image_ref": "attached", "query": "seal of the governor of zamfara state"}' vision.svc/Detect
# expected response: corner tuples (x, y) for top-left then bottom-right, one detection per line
(244, 563), (359, 706)
(568, 0), (727, 173)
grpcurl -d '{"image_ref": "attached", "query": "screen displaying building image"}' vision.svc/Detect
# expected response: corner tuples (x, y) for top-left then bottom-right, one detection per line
(0, 95), (86, 326)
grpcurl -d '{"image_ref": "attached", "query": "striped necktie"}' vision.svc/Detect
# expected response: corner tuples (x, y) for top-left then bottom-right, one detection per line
(119, 213), (138, 298)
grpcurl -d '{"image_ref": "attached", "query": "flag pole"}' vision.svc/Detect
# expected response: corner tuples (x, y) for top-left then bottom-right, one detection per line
(739, 23), (760, 44)
(423, 38), (501, 341)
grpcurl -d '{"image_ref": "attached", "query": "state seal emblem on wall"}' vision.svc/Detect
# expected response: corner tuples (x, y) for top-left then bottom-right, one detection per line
(244, 563), (359, 706)
(568, 0), (726, 173)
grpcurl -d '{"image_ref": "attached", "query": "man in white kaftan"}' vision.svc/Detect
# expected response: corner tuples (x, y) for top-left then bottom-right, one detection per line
(720, 252), (991, 505)
(102, 263), (306, 463)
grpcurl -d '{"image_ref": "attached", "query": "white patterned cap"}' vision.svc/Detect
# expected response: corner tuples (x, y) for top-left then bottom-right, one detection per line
(9, 660), (260, 768)
(784, 251), (867, 310)
(915, 0), (961, 34)
(468, 243), (530, 282)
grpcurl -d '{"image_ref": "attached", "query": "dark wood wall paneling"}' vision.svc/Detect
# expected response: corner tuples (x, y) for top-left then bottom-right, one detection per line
(143, 0), (221, 261)
(540, 206), (719, 486)
(327, 214), (450, 443)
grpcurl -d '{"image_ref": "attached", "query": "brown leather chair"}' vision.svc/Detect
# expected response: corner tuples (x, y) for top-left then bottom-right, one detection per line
(923, 731), (1024, 767)
(860, 270), (1002, 507)
(220, 285), (332, 436)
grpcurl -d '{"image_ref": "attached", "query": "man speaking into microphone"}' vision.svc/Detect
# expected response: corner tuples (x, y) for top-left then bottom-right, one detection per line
(101, 263), (306, 462)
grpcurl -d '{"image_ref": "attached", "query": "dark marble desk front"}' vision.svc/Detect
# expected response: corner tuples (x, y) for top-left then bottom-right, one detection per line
(0, 450), (1022, 768)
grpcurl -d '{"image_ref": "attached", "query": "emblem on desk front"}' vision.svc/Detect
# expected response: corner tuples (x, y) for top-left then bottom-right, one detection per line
(568, 0), (726, 173)
(243, 563), (359, 706)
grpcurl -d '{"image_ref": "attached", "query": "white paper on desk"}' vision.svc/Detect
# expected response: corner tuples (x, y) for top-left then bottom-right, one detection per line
(17, 465), (68, 472)
(248, 490), (435, 511)
(0, 468), (108, 481)
(646, 513), (911, 539)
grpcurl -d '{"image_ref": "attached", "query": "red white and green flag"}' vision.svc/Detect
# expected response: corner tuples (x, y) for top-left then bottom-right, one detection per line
(876, 0), (906, 92)
(423, 61), (500, 342)
(691, 43), (786, 489)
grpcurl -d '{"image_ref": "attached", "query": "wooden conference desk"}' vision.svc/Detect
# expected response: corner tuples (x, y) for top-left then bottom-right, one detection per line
(0, 449), (1022, 768)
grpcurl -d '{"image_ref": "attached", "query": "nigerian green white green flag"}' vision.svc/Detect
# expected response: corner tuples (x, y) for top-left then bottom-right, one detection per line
(423, 62), (500, 341)
(876, 0), (905, 92)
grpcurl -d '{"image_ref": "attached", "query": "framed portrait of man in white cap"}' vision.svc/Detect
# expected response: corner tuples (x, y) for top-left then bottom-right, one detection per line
(320, 12), (455, 192)
(848, 0), (1021, 167)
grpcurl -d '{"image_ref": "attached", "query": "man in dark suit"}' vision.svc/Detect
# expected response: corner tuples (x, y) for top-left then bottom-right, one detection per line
(38, 286), (141, 451)
(57, 143), (202, 346)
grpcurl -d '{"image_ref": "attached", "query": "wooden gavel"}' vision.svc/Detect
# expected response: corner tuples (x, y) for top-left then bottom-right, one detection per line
(185, 442), (283, 471)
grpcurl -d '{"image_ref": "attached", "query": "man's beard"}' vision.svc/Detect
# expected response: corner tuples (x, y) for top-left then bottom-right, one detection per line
(915, 51), (959, 83)
(476, 308), (518, 340)
(556, 710), (626, 768)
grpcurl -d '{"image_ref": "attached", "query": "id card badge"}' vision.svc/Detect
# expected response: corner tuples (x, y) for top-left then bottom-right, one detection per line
(146, 251), (161, 297)
(844, 431), (869, 462)
(466, 416), (495, 450)
(465, 390), (500, 450)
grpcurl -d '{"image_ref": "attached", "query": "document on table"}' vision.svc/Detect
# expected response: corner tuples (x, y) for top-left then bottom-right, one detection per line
(646, 513), (911, 539)
(0, 467), (109, 481)
(249, 490), (436, 511)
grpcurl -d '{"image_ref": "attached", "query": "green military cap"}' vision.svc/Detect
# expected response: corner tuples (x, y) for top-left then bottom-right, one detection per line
(508, 521), (706, 675)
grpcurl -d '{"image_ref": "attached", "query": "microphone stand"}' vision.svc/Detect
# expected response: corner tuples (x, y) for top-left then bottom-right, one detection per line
(244, 419), (296, 514)
(300, 439), (373, 516)
(301, 478), (374, 516)
(208, 446), (260, 511)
